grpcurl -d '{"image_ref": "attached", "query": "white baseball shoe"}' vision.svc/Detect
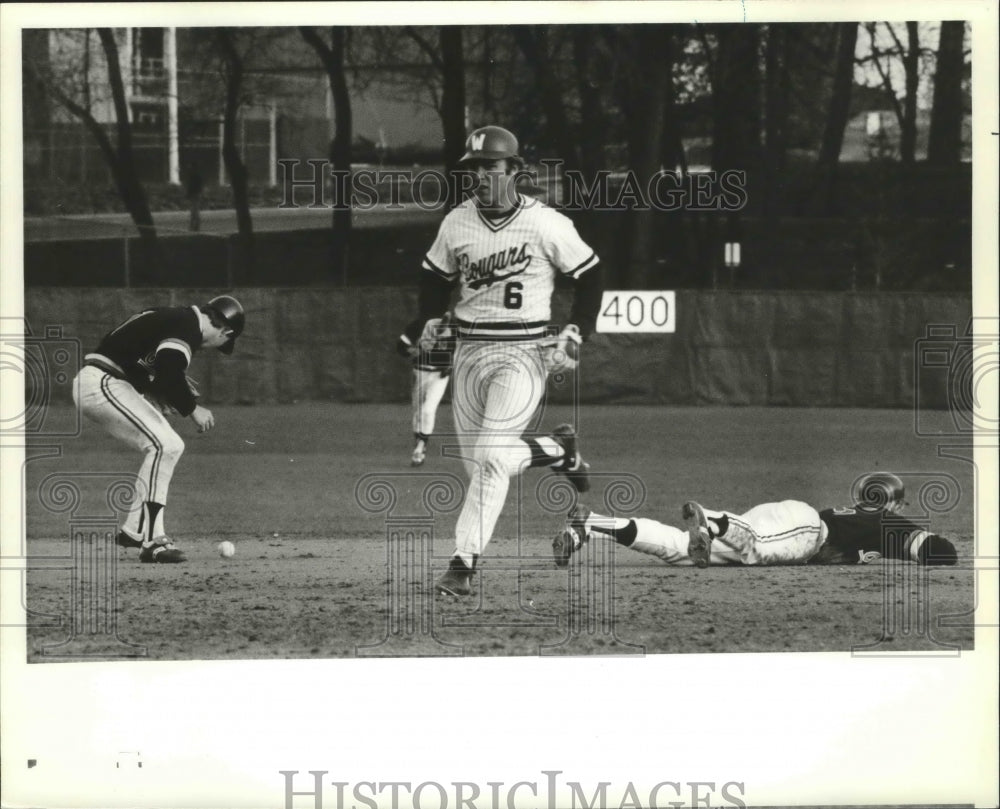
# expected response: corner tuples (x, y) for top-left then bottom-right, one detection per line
(411, 439), (427, 466)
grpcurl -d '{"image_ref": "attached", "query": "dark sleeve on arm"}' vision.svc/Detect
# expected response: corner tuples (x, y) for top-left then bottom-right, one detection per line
(402, 270), (455, 343)
(151, 350), (197, 417)
(568, 262), (604, 340)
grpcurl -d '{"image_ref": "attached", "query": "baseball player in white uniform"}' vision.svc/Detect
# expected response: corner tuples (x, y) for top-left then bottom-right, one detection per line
(396, 312), (456, 466)
(72, 296), (245, 563)
(401, 125), (604, 596)
(552, 473), (959, 568)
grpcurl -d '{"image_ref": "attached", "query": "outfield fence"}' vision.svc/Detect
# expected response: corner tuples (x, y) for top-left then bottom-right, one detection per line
(20, 287), (971, 410)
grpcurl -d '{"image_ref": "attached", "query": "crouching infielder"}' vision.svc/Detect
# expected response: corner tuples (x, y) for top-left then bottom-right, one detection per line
(553, 472), (958, 568)
(73, 295), (245, 563)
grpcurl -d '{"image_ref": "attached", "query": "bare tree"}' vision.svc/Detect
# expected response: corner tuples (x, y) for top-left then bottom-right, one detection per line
(215, 27), (254, 274)
(813, 22), (858, 213)
(607, 25), (672, 288)
(927, 21), (966, 165)
(24, 29), (158, 258)
(300, 26), (353, 278)
(571, 26), (609, 177)
(405, 26), (467, 205)
(763, 24), (791, 218)
(705, 24), (763, 173)
(862, 22), (925, 165)
(513, 26), (581, 170)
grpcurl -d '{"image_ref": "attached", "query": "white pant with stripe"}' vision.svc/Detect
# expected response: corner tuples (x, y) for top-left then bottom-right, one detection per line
(411, 367), (450, 437)
(73, 366), (185, 535)
(450, 339), (548, 558)
(629, 500), (827, 566)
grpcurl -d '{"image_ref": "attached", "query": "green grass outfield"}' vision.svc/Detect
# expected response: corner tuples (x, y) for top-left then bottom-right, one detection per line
(23, 403), (976, 660)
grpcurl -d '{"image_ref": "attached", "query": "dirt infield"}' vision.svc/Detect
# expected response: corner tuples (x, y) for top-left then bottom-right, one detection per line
(24, 404), (975, 661)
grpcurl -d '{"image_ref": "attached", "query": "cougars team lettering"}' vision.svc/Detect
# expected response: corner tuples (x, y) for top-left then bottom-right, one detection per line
(459, 243), (532, 289)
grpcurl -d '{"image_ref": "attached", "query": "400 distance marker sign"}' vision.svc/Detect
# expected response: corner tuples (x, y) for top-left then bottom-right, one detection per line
(596, 291), (676, 333)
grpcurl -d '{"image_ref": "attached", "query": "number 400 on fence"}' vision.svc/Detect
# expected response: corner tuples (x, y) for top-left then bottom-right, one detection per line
(596, 291), (676, 333)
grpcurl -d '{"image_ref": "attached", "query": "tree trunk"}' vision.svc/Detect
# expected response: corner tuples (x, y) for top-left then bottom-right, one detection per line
(927, 21), (965, 165)
(618, 25), (670, 288)
(96, 29), (158, 262)
(711, 24), (762, 173)
(216, 29), (254, 278)
(513, 26), (580, 171)
(899, 22), (920, 165)
(763, 24), (790, 219)
(572, 27), (606, 178)
(658, 27), (687, 176)
(439, 26), (467, 207)
(300, 26), (353, 281)
(815, 22), (858, 214)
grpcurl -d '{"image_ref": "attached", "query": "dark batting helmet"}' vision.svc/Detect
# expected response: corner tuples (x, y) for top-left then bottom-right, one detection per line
(854, 471), (906, 513)
(459, 125), (522, 165)
(205, 295), (245, 354)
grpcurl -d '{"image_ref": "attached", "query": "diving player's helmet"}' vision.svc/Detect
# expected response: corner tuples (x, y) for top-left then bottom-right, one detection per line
(854, 472), (906, 514)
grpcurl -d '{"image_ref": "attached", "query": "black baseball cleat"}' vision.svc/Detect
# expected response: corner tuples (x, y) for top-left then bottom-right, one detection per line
(115, 530), (143, 550)
(139, 537), (186, 564)
(551, 424), (591, 493)
(434, 555), (475, 596)
(682, 501), (712, 568)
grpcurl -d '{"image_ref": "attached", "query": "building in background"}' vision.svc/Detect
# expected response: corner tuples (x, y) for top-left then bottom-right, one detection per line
(22, 27), (444, 193)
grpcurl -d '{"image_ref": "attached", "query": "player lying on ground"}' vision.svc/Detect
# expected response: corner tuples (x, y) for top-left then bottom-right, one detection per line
(399, 124), (604, 596)
(72, 295), (245, 563)
(396, 312), (457, 466)
(552, 472), (959, 568)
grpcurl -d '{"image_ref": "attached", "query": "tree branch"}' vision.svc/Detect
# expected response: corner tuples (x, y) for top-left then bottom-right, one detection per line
(405, 26), (443, 71)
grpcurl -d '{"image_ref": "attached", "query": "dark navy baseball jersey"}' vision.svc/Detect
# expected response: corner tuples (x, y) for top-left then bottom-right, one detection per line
(810, 506), (932, 565)
(88, 306), (203, 414)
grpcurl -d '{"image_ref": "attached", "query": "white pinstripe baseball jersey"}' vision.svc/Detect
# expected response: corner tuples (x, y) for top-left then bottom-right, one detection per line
(422, 194), (599, 339)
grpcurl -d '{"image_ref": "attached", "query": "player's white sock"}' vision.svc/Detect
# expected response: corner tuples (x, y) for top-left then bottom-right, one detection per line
(456, 550), (476, 569)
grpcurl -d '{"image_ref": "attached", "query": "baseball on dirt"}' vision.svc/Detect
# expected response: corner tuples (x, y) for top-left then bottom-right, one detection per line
(218, 541), (236, 558)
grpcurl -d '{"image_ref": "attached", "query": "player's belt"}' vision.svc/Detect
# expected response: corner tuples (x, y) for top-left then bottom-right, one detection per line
(455, 319), (550, 341)
(83, 353), (127, 380)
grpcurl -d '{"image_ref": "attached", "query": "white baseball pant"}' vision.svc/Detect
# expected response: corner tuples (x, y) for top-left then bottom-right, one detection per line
(73, 366), (184, 536)
(627, 500), (827, 566)
(411, 367), (450, 437)
(450, 339), (548, 558)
